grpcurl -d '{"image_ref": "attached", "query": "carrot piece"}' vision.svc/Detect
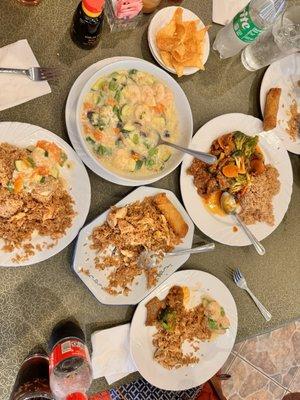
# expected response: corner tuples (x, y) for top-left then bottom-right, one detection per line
(36, 166), (49, 176)
(113, 127), (120, 135)
(83, 102), (94, 111)
(107, 98), (116, 106)
(250, 158), (266, 175)
(93, 131), (103, 141)
(153, 103), (165, 114)
(222, 164), (239, 178)
(14, 175), (23, 193)
(36, 141), (62, 163)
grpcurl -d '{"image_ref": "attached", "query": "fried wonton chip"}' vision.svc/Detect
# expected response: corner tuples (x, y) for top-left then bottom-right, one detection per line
(155, 7), (209, 77)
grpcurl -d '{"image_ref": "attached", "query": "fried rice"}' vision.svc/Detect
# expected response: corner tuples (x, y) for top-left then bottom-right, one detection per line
(90, 195), (186, 295)
(0, 143), (75, 260)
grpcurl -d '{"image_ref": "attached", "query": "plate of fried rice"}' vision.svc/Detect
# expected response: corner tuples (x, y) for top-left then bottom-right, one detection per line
(72, 186), (194, 305)
(0, 122), (91, 266)
(130, 269), (238, 390)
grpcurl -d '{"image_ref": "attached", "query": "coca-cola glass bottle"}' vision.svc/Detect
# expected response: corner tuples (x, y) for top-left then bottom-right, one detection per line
(10, 349), (53, 400)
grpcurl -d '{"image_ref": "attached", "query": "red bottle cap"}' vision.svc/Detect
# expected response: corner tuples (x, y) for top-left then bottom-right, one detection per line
(82, 0), (105, 14)
(66, 393), (88, 400)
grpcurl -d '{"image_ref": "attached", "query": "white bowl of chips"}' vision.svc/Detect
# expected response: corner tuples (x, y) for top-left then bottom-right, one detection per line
(148, 6), (210, 77)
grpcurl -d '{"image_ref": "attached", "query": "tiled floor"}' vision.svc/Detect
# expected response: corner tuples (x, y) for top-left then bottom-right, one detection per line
(221, 320), (300, 399)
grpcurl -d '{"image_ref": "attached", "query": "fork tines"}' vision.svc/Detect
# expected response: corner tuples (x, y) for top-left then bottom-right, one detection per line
(233, 267), (242, 283)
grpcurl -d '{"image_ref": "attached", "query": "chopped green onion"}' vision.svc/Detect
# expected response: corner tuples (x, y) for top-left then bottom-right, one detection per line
(135, 160), (143, 170)
(59, 152), (68, 167)
(114, 89), (122, 102)
(129, 69), (137, 75)
(27, 157), (36, 168)
(113, 106), (122, 121)
(86, 136), (96, 145)
(208, 318), (219, 330)
(109, 80), (118, 91)
(148, 147), (158, 157)
(40, 176), (46, 184)
(132, 133), (139, 145)
(145, 158), (155, 168)
(44, 150), (49, 157)
(6, 181), (14, 193)
(220, 307), (225, 317)
(115, 139), (123, 148)
(97, 144), (112, 156)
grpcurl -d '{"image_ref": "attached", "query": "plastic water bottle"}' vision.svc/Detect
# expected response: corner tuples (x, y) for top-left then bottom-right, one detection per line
(213, 0), (286, 59)
(49, 321), (93, 400)
(241, 3), (300, 70)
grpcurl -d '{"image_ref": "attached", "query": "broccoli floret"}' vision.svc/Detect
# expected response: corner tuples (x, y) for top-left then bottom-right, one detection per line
(233, 131), (248, 151)
(158, 307), (177, 331)
(244, 135), (259, 157)
(232, 150), (245, 173)
(233, 132), (259, 158)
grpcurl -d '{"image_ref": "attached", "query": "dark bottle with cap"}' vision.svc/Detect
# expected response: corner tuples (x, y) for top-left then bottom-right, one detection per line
(71, 0), (105, 50)
(49, 320), (92, 400)
(10, 348), (53, 400)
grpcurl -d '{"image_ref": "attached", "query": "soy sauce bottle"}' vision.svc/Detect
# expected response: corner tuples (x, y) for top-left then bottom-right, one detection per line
(71, 0), (105, 50)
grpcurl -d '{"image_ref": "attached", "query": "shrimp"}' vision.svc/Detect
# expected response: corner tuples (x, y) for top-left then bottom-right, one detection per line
(123, 84), (141, 104)
(205, 301), (221, 320)
(140, 85), (156, 107)
(163, 88), (174, 107)
(153, 82), (165, 103)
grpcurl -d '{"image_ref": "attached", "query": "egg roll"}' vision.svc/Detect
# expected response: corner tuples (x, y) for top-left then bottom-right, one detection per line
(153, 193), (188, 238)
(263, 88), (282, 131)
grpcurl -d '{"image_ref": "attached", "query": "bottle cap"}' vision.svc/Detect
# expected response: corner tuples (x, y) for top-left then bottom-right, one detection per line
(66, 393), (88, 400)
(49, 320), (85, 351)
(82, 0), (105, 14)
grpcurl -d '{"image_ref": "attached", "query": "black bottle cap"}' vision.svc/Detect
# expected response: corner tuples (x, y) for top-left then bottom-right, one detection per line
(49, 320), (85, 351)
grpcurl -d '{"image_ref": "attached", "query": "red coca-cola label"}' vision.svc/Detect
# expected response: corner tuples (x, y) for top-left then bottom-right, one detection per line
(49, 339), (90, 373)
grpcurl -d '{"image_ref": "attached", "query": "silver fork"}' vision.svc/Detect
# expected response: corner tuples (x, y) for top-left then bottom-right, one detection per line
(0, 67), (59, 82)
(138, 243), (215, 269)
(233, 268), (272, 322)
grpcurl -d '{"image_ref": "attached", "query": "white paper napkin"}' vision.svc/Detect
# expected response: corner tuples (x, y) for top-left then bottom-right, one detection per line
(213, 0), (249, 25)
(91, 324), (137, 385)
(0, 39), (51, 112)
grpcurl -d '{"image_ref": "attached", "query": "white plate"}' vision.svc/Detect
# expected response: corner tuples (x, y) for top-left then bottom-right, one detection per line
(75, 58), (193, 186)
(0, 122), (91, 267)
(260, 53), (300, 155)
(66, 56), (144, 187)
(130, 269), (238, 391)
(72, 186), (194, 305)
(180, 113), (293, 247)
(148, 6), (210, 76)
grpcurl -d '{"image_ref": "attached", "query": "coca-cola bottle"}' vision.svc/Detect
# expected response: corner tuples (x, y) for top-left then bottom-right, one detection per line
(10, 348), (53, 400)
(49, 320), (93, 400)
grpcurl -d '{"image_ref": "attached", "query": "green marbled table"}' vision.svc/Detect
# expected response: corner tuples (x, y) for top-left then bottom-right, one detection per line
(0, 0), (299, 397)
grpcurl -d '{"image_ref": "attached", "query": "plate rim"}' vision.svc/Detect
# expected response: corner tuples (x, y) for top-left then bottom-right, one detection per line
(72, 186), (195, 306)
(147, 6), (210, 76)
(66, 57), (193, 186)
(129, 269), (238, 391)
(259, 53), (300, 155)
(0, 121), (91, 267)
(179, 112), (293, 247)
(66, 56), (143, 187)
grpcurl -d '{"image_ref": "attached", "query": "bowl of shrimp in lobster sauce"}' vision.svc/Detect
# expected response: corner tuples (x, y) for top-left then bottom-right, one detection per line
(76, 59), (193, 185)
